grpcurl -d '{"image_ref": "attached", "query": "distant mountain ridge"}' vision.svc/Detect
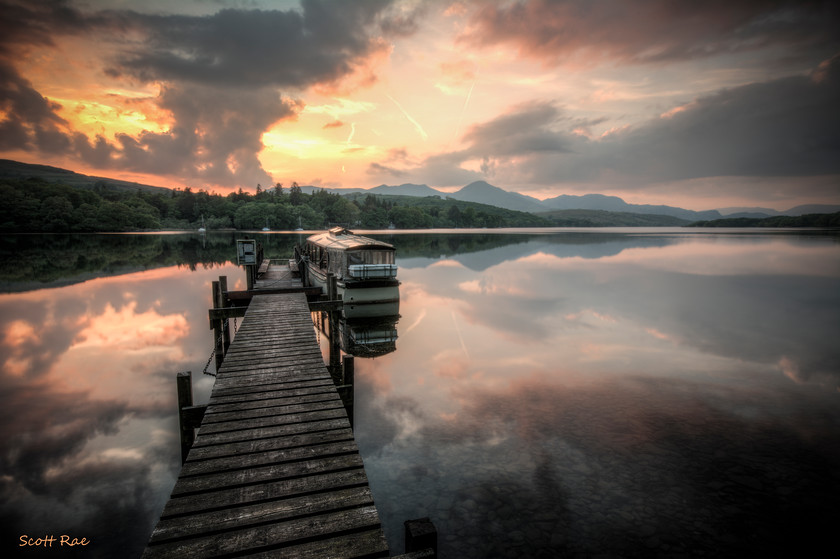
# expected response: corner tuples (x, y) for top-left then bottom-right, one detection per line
(302, 180), (838, 221)
(5, 159), (838, 220)
(0, 158), (171, 194)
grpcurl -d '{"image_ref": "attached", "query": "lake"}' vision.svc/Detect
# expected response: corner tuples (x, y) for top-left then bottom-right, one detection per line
(1, 229), (838, 558)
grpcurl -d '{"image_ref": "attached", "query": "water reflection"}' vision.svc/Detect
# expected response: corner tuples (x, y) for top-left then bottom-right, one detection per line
(0, 254), (243, 558)
(0, 231), (838, 558)
(337, 316), (400, 358)
(354, 231), (840, 557)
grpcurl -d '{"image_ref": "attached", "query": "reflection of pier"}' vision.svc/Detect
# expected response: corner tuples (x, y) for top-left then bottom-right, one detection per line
(143, 254), (434, 558)
(315, 309), (399, 360)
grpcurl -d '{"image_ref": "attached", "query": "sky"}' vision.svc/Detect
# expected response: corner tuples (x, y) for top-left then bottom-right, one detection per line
(1, 0), (839, 211)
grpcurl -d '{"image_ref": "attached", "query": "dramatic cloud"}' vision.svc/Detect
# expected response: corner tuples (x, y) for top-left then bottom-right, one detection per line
(88, 85), (302, 186)
(1, 0), (838, 205)
(373, 54), (840, 195)
(109, 1), (400, 88)
(0, 61), (72, 153)
(460, 0), (840, 66)
(0, 0), (413, 188)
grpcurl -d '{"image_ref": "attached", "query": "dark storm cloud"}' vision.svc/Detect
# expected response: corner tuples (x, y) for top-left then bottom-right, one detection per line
(0, 0), (410, 188)
(0, 2), (83, 151)
(601, 54), (840, 181)
(461, 101), (574, 156)
(90, 85), (303, 186)
(0, 377), (177, 558)
(0, 61), (72, 153)
(0, 380), (131, 493)
(0, 298), (78, 379)
(388, 54), (840, 189)
(110, 0), (400, 88)
(460, 0), (840, 66)
(367, 161), (408, 178)
(0, 0), (94, 54)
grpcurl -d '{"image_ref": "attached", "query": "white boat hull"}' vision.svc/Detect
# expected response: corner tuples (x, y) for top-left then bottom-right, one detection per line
(306, 264), (399, 318)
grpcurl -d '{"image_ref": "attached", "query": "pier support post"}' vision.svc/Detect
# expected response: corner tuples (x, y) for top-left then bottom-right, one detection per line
(246, 264), (255, 291)
(339, 355), (354, 428)
(325, 273), (342, 379)
(328, 314), (341, 380)
(177, 371), (208, 464)
(177, 371), (194, 464)
(219, 275), (230, 354)
(405, 518), (437, 558)
(212, 280), (225, 371)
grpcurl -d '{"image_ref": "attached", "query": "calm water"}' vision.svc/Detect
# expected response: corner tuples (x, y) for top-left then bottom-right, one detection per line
(1, 230), (838, 558)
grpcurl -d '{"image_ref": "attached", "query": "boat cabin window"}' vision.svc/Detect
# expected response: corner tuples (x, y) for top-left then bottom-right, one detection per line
(347, 250), (394, 265)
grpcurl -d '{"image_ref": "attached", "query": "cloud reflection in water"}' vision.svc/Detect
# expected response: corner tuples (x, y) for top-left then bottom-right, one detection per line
(356, 232), (840, 557)
(0, 262), (242, 558)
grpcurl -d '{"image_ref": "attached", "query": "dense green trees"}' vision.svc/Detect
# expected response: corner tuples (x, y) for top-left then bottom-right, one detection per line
(688, 213), (840, 227)
(1, 177), (551, 232)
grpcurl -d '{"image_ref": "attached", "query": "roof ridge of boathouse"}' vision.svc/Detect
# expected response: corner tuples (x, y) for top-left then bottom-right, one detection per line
(307, 227), (395, 252)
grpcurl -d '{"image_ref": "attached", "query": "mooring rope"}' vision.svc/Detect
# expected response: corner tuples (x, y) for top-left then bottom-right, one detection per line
(202, 317), (238, 377)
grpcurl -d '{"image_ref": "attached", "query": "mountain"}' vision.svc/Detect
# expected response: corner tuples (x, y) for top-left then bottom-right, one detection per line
(369, 183), (442, 197)
(785, 204), (840, 216)
(449, 181), (545, 212)
(299, 185), (365, 195)
(6, 159), (833, 223)
(298, 183), (441, 197)
(541, 193), (722, 221)
(717, 206), (780, 217)
(717, 204), (840, 218)
(0, 158), (172, 194)
(537, 209), (690, 227)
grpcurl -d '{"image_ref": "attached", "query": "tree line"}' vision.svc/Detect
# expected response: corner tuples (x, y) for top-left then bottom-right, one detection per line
(688, 213), (840, 228)
(0, 177), (550, 233)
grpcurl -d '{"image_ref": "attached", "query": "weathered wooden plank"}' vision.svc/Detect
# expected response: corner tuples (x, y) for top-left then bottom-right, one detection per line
(171, 453), (364, 497)
(160, 468), (370, 518)
(202, 394), (344, 422)
(189, 417), (349, 448)
(208, 383), (337, 406)
(215, 360), (328, 375)
(219, 353), (325, 368)
(146, 291), (388, 558)
(200, 400), (345, 426)
(142, 506), (384, 559)
(214, 368), (330, 384)
(150, 486), (376, 543)
(181, 439), (359, 477)
(184, 427), (353, 462)
(181, 429), (355, 470)
(242, 528), (389, 559)
(194, 407), (348, 435)
(211, 375), (333, 392)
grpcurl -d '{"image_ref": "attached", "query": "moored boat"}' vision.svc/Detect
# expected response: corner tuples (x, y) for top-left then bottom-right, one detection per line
(301, 227), (399, 318)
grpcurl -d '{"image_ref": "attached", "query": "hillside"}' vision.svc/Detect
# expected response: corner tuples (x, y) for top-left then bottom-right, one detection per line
(5, 159), (836, 229)
(688, 212), (840, 228)
(0, 159), (172, 194)
(537, 209), (689, 227)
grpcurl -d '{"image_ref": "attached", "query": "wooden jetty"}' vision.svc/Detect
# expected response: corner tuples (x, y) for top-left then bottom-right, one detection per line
(144, 250), (435, 558)
(143, 249), (438, 558)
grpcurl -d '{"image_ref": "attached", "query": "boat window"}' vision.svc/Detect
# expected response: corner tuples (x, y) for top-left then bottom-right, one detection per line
(347, 250), (394, 265)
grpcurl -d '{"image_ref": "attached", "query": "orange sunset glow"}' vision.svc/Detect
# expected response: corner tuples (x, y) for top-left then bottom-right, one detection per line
(1, 0), (838, 211)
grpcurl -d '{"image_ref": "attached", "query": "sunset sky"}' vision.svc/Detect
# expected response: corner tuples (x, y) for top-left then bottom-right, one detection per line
(1, 0), (839, 210)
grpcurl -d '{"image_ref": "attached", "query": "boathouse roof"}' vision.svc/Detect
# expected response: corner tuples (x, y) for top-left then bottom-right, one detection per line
(306, 227), (395, 251)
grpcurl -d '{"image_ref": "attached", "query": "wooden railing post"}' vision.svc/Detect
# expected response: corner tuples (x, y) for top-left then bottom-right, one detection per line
(212, 280), (225, 371)
(219, 275), (230, 353)
(339, 355), (355, 428)
(177, 371), (194, 464)
(405, 518), (437, 558)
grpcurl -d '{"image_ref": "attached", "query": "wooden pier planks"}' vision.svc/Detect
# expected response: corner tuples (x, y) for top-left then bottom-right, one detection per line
(143, 293), (388, 558)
